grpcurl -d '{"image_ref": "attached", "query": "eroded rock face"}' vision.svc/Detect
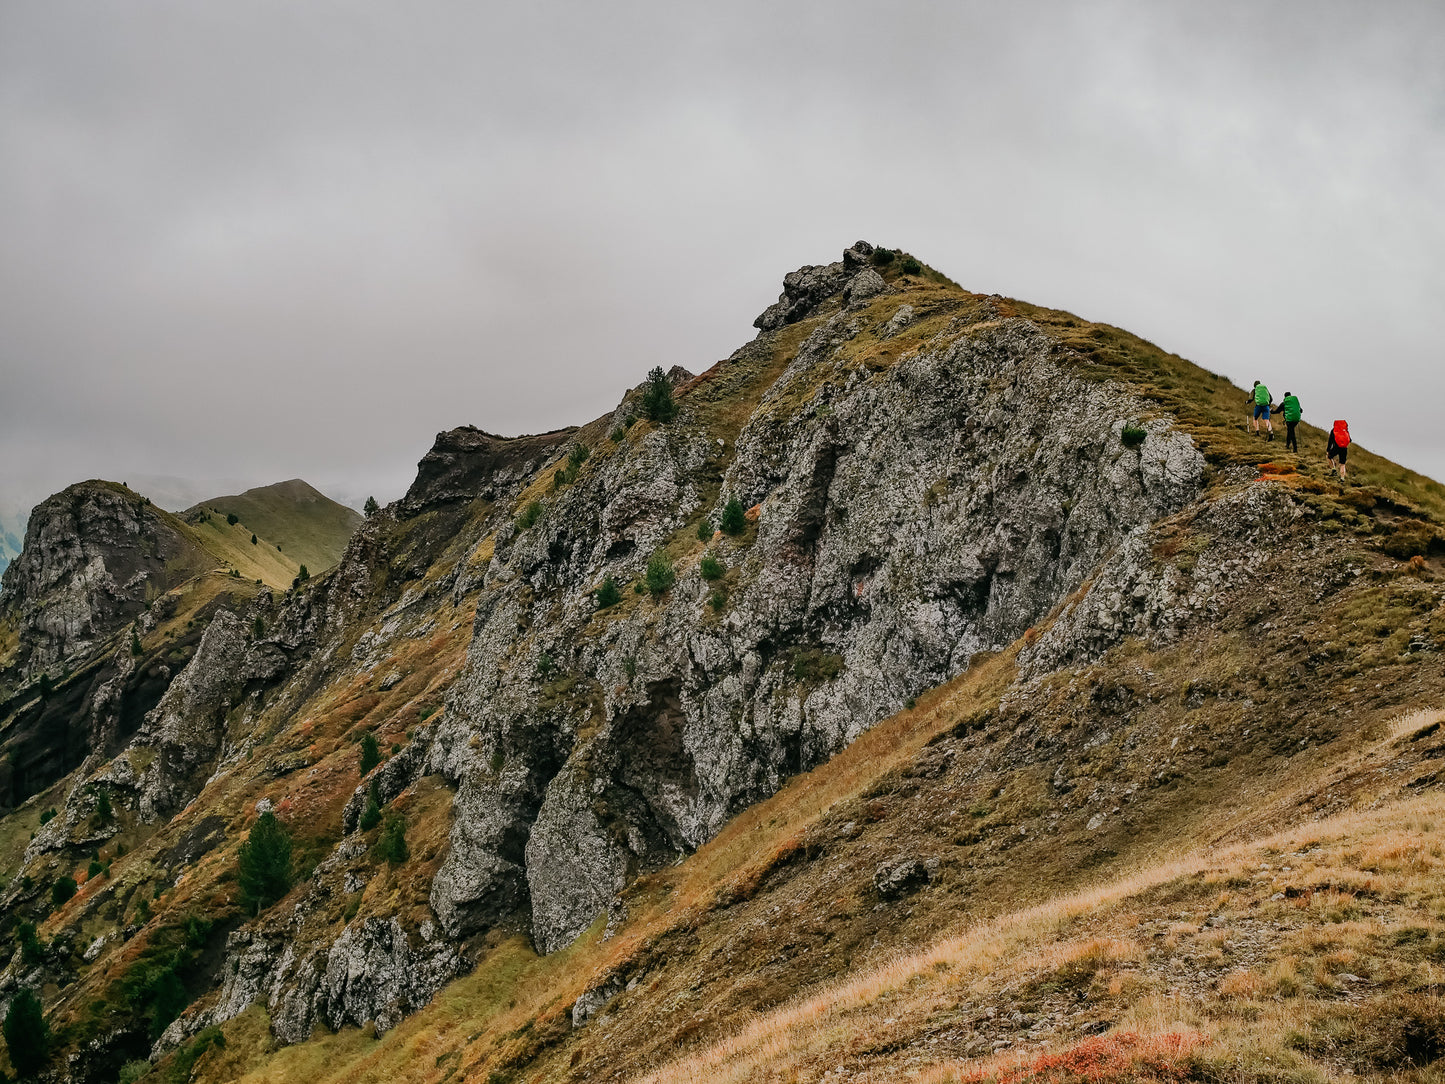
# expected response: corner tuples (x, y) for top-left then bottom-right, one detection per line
(171, 915), (463, 1049)
(0, 482), (206, 676)
(421, 256), (1207, 953)
(401, 426), (576, 516)
(753, 241), (879, 332)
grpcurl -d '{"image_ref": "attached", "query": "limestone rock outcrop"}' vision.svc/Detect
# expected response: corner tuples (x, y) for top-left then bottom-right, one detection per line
(0, 481), (206, 676)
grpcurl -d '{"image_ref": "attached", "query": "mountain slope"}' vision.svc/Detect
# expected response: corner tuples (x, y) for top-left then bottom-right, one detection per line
(186, 479), (362, 576)
(1, 243), (1442, 1084)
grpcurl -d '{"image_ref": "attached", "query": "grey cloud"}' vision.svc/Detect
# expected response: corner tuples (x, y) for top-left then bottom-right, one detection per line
(1, 1), (1442, 516)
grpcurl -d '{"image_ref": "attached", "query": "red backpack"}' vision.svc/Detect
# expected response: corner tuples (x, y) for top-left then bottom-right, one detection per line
(1332, 420), (1351, 448)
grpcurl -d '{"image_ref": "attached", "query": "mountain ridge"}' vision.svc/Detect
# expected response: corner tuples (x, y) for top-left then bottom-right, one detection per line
(0, 243), (1442, 1084)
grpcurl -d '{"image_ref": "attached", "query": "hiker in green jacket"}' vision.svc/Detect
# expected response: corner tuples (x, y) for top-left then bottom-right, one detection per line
(1249, 381), (1274, 440)
(1272, 391), (1302, 453)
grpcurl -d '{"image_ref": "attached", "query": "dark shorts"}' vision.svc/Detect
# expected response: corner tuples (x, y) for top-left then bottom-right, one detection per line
(1253, 404), (1270, 419)
(1329, 440), (1348, 463)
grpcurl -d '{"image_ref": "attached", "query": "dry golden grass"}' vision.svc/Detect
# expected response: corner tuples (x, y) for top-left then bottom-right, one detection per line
(632, 789), (1445, 1084)
(1389, 706), (1445, 741)
(179, 514), (302, 589)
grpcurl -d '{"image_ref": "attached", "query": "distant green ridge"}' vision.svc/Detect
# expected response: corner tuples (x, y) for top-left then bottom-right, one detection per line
(186, 478), (362, 575)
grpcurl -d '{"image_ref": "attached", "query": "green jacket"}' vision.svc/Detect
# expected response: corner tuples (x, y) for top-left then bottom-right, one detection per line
(1254, 384), (1271, 406)
(1278, 394), (1301, 423)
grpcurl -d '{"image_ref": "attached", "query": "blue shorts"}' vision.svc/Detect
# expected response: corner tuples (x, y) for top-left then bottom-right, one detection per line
(1253, 404), (1270, 419)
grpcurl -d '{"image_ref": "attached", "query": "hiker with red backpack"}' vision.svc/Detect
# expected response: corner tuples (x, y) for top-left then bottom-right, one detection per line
(1327, 420), (1350, 481)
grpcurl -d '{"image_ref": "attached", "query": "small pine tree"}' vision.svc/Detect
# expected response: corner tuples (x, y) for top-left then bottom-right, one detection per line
(96, 788), (113, 823)
(87, 859), (104, 878)
(251, 533), (257, 545)
(696, 519), (712, 542)
(644, 552), (676, 597)
(3, 987), (48, 1078)
(252, 614), (265, 639)
(515, 499), (543, 532)
(700, 554), (725, 581)
(297, 564), (309, 582)
(130, 630), (143, 657)
(51, 876), (77, 908)
(720, 497), (747, 536)
(358, 732), (381, 778)
(16, 920), (44, 966)
(37, 673), (52, 701)
(226, 512), (239, 526)
(640, 366), (677, 423)
(595, 576), (621, 609)
(359, 780), (383, 831)
(378, 814), (408, 865)
(237, 811), (293, 915)
(363, 496), (379, 517)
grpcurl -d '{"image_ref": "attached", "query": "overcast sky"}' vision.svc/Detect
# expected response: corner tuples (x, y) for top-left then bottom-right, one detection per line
(1, 1), (1442, 515)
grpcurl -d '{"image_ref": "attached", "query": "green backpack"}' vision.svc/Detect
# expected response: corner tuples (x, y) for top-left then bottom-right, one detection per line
(1254, 384), (1271, 406)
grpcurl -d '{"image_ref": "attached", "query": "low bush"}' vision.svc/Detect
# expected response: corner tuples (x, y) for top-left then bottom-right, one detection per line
(515, 499), (543, 531)
(16, 920), (44, 965)
(720, 497), (747, 536)
(595, 576), (621, 609)
(51, 875), (78, 908)
(378, 814), (409, 865)
(700, 554), (725, 581)
(1121, 423), (1148, 449)
(359, 781), (383, 831)
(645, 552), (676, 597)
(359, 732), (381, 777)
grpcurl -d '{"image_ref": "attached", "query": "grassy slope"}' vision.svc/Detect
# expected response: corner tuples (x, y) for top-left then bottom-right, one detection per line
(42, 257), (1445, 1084)
(187, 479), (362, 575)
(174, 513), (304, 590)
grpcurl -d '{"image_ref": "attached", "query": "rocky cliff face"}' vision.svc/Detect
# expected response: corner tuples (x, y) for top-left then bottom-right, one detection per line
(423, 257), (1204, 953)
(0, 482), (207, 678)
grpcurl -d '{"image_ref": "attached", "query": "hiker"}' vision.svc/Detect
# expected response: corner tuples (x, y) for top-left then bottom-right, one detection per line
(1272, 391), (1302, 453)
(1249, 381), (1274, 440)
(1327, 419), (1350, 482)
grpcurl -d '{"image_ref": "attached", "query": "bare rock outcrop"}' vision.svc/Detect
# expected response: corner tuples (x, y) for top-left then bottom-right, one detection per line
(0, 481), (206, 676)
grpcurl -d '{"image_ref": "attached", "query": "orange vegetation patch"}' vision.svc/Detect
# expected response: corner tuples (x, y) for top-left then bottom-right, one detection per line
(1256, 462), (1295, 477)
(949, 1030), (1205, 1084)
